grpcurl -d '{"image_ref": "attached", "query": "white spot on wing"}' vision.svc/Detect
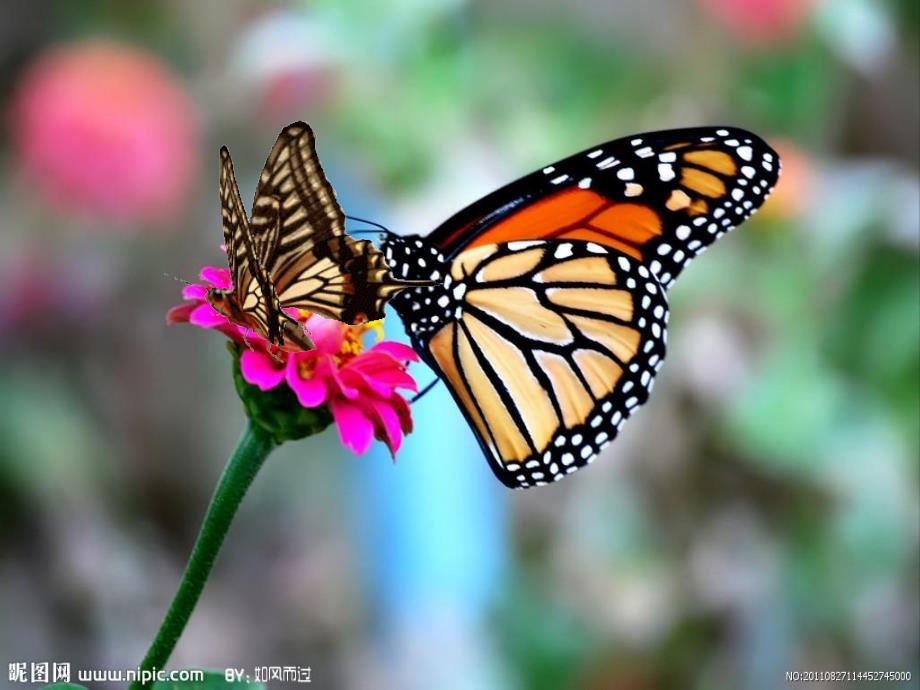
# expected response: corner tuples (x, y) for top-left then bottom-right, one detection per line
(554, 244), (574, 259)
(508, 240), (543, 251)
(624, 183), (643, 196)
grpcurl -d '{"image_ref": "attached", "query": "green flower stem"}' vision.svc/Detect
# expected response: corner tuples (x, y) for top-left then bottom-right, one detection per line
(130, 422), (275, 690)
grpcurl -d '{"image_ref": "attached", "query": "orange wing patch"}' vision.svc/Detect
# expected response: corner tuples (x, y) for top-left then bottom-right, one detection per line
(591, 203), (662, 244)
(683, 149), (737, 175)
(467, 189), (662, 260)
(459, 141), (743, 261)
(468, 189), (605, 247)
(681, 168), (726, 198)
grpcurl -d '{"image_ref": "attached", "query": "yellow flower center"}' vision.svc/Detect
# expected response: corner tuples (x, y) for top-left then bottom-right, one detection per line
(295, 313), (387, 379)
(339, 326), (364, 360)
(338, 320), (385, 361)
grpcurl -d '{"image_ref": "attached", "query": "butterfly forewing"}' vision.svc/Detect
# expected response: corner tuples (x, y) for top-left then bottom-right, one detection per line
(415, 240), (668, 488)
(429, 127), (779, 288)
(250, 122), (345, 267)
(247, 122), (411, 324)
(219, 147), (280, 342)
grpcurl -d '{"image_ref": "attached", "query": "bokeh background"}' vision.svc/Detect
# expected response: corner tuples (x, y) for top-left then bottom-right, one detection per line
(1, 1), (917, 689)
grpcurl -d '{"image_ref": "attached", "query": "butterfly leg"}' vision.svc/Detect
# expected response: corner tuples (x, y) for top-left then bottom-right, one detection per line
(301, 321), (315, 348)
(410, 378), (440, 404)
(281, 315), (315, 351)
(266, 342), (284, 364)
(241, 328), (256, 353)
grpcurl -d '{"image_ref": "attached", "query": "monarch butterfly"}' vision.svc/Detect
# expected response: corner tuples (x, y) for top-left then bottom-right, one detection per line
(206, 122), (419, 351)
(380, 127), (780, 488)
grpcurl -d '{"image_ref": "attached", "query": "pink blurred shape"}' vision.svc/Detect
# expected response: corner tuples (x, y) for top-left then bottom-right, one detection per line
(700, 0), (818, 44)
(11, 40), (199, 226)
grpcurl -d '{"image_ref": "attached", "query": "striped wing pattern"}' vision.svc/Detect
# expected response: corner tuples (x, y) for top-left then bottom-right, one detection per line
(219, 147), (280, 342)
(382, 126), (780, 489)
(249, 122), (406, 324)
(417, 240), (668, 489)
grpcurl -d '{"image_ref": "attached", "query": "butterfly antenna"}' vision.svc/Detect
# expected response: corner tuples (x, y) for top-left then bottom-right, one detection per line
(164, 272), (194, 286)
(345, 214), (394, 237)
(410, 379), (440, 404)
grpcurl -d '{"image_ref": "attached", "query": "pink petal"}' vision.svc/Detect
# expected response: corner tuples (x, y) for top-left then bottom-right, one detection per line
(390, 394), (414, 436)
(182, 283), (208, 300)
(369, 366), (417, 391)
(305, 314), (345, 354)
(166, 302), (195, 324)
(329, 365), (360, 400)
(348, 352), (418, 392)
(216, 322), (245, 342)
(234, 325), (271, 349)
(330, 398), (374, 454)
(240, 349), (286, 391)
(285, 355), (328, 407)
(336, 364), (387, 397)
(189, 302), (228, 328)
(370, 341), (419, 362)
(368, 397), (404, 457)
(200, 266), (232, 289)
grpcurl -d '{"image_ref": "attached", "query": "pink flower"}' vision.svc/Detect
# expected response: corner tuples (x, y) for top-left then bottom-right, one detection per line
(168, 267), (421, 456)
(11, 40), (199, 226)
(699, 0), (818, 45)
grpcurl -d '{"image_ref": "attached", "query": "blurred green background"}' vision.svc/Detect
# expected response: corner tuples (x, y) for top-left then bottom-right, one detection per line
(0, 1), (917, 689)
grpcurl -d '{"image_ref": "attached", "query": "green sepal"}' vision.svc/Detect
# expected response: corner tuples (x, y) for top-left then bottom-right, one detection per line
(228, 343), (333, 445)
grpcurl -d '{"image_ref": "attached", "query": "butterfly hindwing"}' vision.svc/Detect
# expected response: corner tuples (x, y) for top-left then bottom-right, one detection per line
(412, 240), (668, 489)
(268, 234), (405, 324)
(429, 127), (779, 288)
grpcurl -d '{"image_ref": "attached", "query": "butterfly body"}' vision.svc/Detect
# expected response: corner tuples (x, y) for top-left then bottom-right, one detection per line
(205, 286), (315, 351)
(382, 126), (780, 488)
